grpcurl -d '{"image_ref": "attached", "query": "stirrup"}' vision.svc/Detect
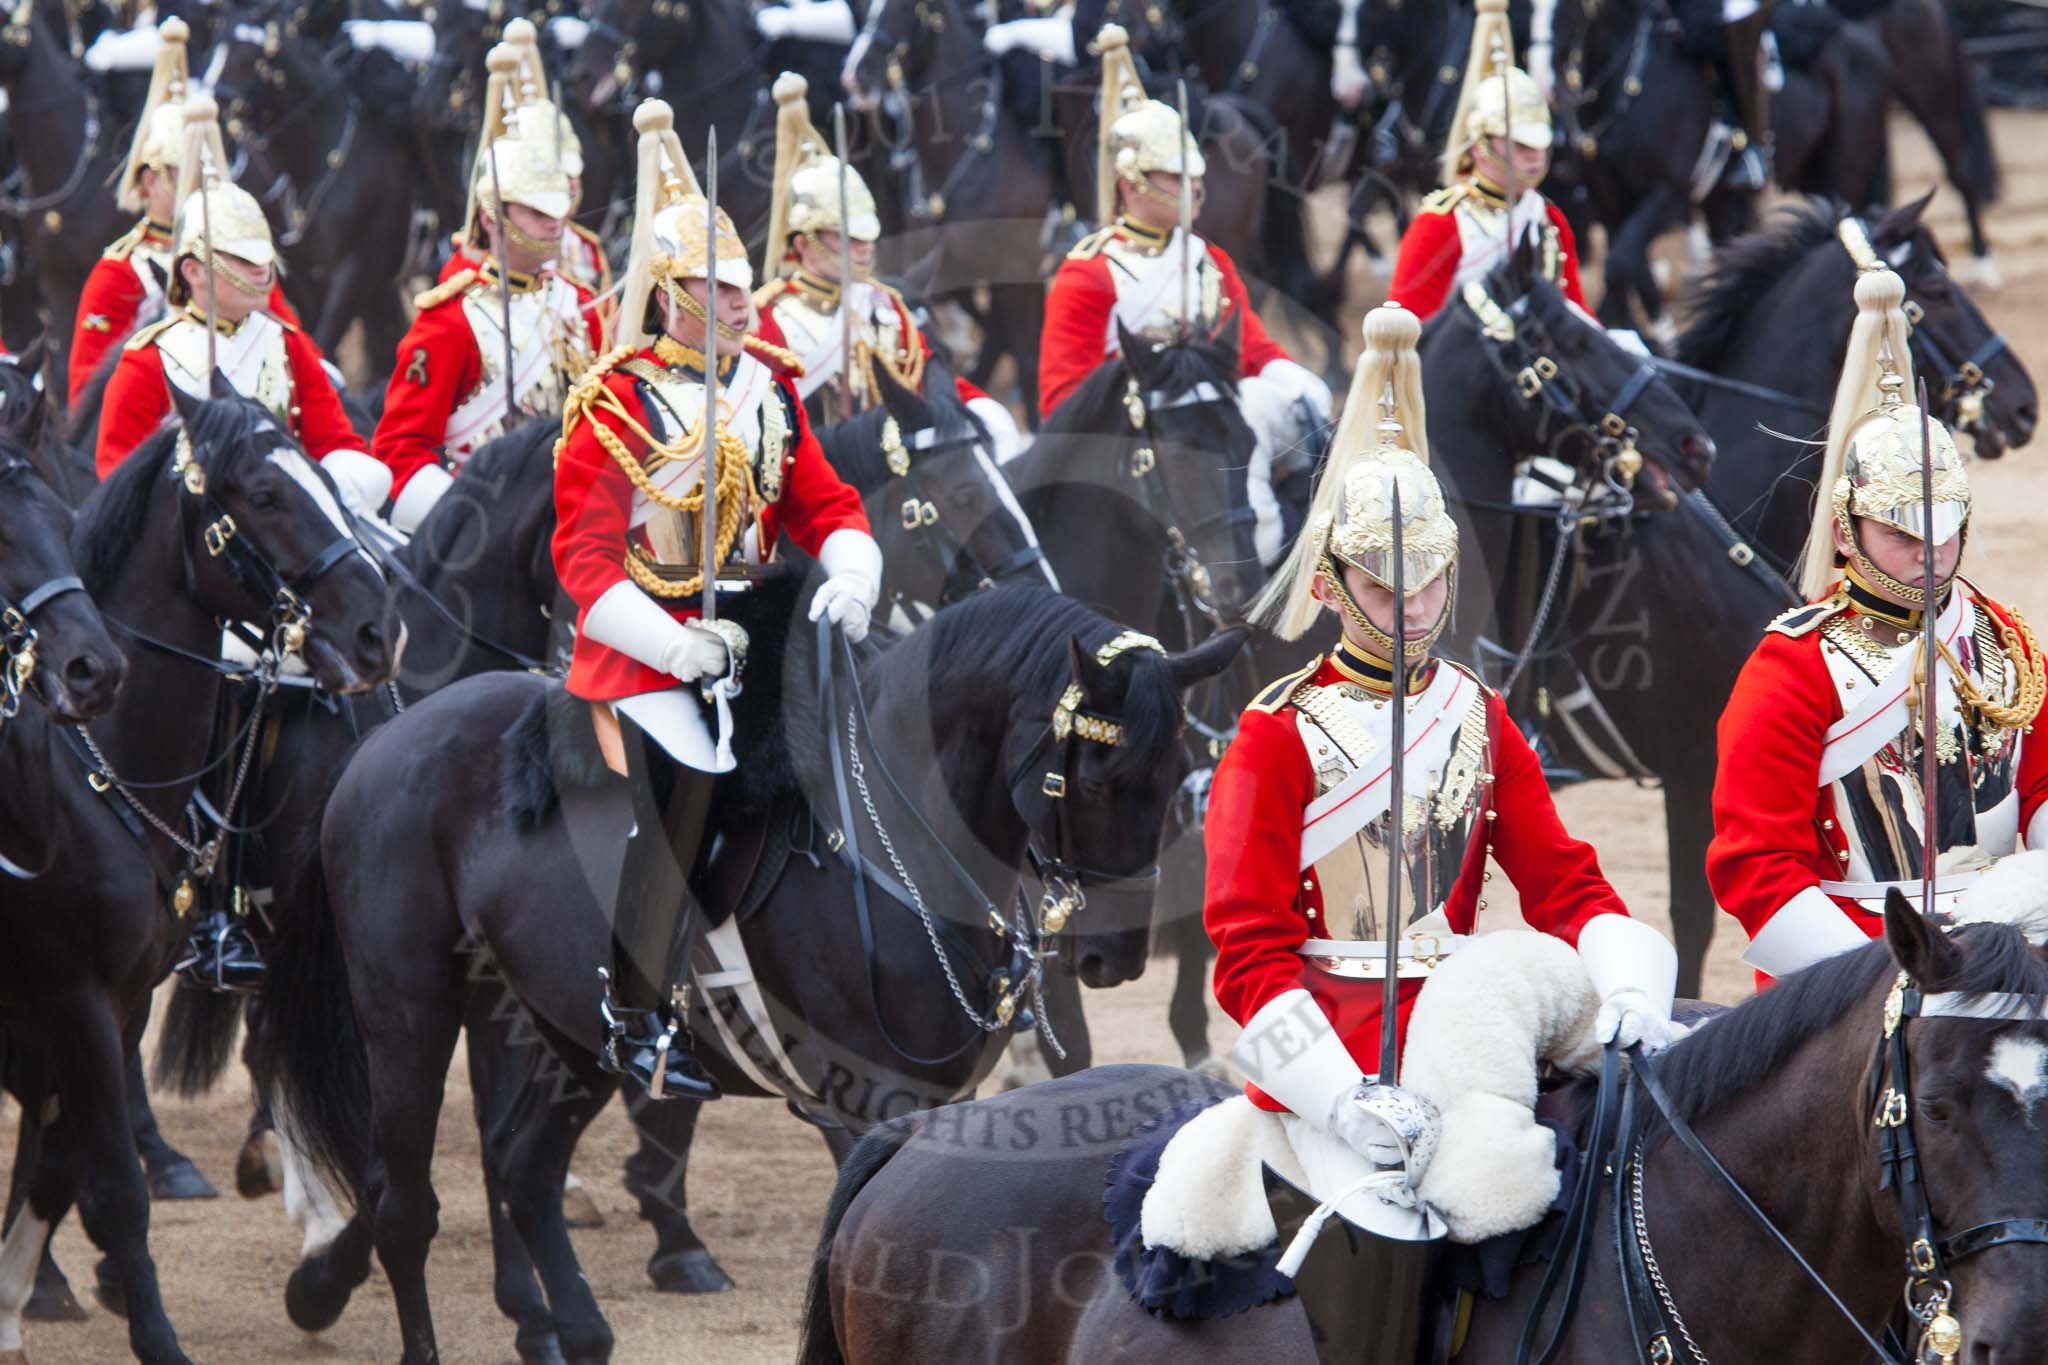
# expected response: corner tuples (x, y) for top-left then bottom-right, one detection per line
(597, 969), (721, 1102)
(173, 909), (266, 994)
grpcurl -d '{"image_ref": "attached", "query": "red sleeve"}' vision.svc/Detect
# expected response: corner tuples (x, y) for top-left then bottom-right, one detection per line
(753, 294), (791, 351)
(1985, 600), (2048, 843)
(266, 279), (303, 330)
(1706, 631), (1837, 940)
(1386, 210), (1459, 322)
(70, 259), (146, 406)
(283, 326), (363, 460)
(96, 345), (170, 479)
(574, 280), (605, 356)
(768, 380), (871, 555)
(1547, 201), (1588, 311)
(1212, 247), (1287, 376)
(1483, 690), (1630, 944)
(551, 372), (642, 616)
(371, 303), (479, 496)
(1203, 708), (1316, 1027)
(1038, 254), (1113, 418)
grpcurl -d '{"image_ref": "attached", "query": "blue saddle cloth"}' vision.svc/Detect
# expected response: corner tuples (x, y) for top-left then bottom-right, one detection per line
(1101, 1095), (1295, 1321)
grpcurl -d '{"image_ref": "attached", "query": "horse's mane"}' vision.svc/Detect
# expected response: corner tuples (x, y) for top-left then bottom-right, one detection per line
(1038, 330), (1241, 438)
(814, 405), (902, 493)
(1673, 198), (1845, 371)
(1650, 926), (2048, 1129)
(73, 395), (269, 596)
(896, 584), (1182, 778)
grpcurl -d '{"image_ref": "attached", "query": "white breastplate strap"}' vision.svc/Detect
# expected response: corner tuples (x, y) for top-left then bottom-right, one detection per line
(1452, 192), (1552, 291)
(1104, 229), (1219, 349)
(1298, 664), (1478, 871)
(692, 916), (827, 1106)
(1818, 591), (1972, 786)
(445, 282), (585, 456)
(158, 313), (291, 422)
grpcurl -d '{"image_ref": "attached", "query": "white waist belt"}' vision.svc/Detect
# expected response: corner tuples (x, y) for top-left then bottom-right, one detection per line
(1298, 934), (1469, 979)
(1820, 872), (1981, 910)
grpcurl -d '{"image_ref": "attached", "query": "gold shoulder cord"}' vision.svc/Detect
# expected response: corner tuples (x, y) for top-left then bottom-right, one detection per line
(853, 284), (925, 402)
(555, 346), (762, 600)
(1941, 602), (2046, 732)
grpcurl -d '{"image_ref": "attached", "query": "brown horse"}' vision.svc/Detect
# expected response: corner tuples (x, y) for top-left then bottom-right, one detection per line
(800, 895), (2048, 1362)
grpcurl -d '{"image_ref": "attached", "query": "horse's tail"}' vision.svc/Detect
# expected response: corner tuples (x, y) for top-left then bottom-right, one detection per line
(249, 820), (371, 1206)
(1946, 20), (2001, 205)
(151, 978), (243, 1098)
(796, 1119), (914, 1365)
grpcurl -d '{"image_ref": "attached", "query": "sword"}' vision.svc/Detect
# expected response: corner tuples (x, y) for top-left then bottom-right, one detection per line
(1380, 478), (1406, 1084)
(484, 137), (519, 430)
(552, 78), (566, 172)
(699, 127), (720, 629)
(198, 141), (218, 378)
(834, 101), (856, 424)
(1176, 78), (1195, 338)
(1917, 378), (1938, 923)
(1497, 44), (1518, 250)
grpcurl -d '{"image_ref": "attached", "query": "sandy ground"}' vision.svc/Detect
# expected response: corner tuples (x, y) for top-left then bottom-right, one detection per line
(16, 112), (2048, 1364)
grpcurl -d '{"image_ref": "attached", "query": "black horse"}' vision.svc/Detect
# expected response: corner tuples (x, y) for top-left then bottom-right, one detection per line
(0, 390), (394, 1365)
(799, 896), (2048, 1362)
(255, 583), (1241, 1364)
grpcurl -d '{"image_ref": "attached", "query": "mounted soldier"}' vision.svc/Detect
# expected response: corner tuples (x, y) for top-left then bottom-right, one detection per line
(1205, 302), (1681, 1290)
(750, 72), (1024, 457)
(1038, 25), (1330, 557)
(1387, 0), (1587, 323)
(553, 100), (880, 1100)
(1708, 266), (2048, 981)
(95, 98), (379, 504)
(373, 40), (604, 534)
(68, 18), (300, 407)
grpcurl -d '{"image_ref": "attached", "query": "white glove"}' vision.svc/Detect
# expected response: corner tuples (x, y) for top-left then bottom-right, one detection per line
(965, 395), (1026, 463)
(757, 0), (855, 43)
(320, 449), (395, 519)
(658, 623), (732, 685)
(1257, 357), (1332, 423)
(755, 5), (793, 38)
(389, 463), (454, 534)
(1329, 1094), (1408, 1167)
(1578, 914), (1681, 1052)
(1330, 45), (1370, 109)
(1596, 990), (1691, 1053)
(809, 528), (882, 643)
(982, 15), (1076, 65)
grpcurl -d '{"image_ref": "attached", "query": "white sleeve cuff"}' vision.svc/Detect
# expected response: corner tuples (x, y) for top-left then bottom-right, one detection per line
(1740, 885), (1871, 978)
(817, 527), (883, 604)
(965, 395), (1025, 462)
(580, 580), (690, 675)
(1575, 913), (1677, 1017)
(321, 448), (394, 515)
(2028, 804), (2048, 852)
(390, 463), (454, 534)
(1257, 357), (1332, 416)
(768, 0), (855, 43)
(1229, 988), (1364, 1129)
(984, 15), (1076, 64)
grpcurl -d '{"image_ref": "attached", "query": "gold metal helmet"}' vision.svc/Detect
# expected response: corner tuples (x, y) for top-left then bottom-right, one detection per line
(167, 97), (276, 305)
(1441, 0), (1552, 184)
(1327, 449), (1460, 602)
(463, 41), (574, 242)
(1090, 25), (1204, 223)
(1831, 395), (1970, 549)
(503, 17), (583, 179)
(119, 16), (192, 214)
(650, 195), (752, 293)
(764, 72), (880, 280)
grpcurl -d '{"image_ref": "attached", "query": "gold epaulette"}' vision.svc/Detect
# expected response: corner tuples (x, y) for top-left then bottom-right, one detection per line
(568, 221), (604, 249)
(1066, 224), (1119, 261)
(122, 316), (179, 353)
(101, 221), (149, 262)
(1766, 596), (1849, 639)
(412, 268), (478, 313)
(1247, 659), (1319, 714)
(1418, 184), (1469, 216)
(751, 277), (789, 311)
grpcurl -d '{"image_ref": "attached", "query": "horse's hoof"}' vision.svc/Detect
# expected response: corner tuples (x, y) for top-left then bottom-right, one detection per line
(237, 1129), (284, 1198)
(515, 1332), (570, 1365)
(148, 1156), (220, 1201)
(24, 1278), (87, 1322)
(647, 1248), (733, 1294)
(285, 1260), (352, 1333)
(561, 1175), (604, 1229)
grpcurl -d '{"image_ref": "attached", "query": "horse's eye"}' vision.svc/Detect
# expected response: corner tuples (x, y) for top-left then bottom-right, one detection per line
(1920, 1099), (1951, 1124)
(250, 489), (279, 511)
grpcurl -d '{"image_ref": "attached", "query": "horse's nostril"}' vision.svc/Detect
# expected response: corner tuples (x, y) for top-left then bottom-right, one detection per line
(64, 653), (102, 687)
(356, 620), (388, 660)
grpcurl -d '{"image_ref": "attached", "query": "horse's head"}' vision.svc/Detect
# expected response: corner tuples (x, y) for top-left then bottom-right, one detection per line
(412, 0), (503, 129)
(566, 0), (666, 114)
(1866, 192), (2037, 460)
(1463, 242), (1716, 503)
(0, 336), (53, 452)
(159, 388), (397, 693)
(0, 446), (122, 721)
(843, 0), (937, 114)
(1018, 624), (1245, 988)
(1113, 316), (1263, 619)
(1873, 885), (2048, 1361)
(0, 0), (57, 86)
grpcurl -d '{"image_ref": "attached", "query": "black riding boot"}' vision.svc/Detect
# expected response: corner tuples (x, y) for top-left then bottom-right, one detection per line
(174, 889), (266, 993)
(597, 715), (721, 1102)
(1721, 9), (1774, 190)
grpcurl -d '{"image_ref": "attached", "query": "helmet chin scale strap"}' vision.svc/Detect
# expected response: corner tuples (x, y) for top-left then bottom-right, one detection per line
(1320, 550), (1449, 662)
(666, 277), (748, 344)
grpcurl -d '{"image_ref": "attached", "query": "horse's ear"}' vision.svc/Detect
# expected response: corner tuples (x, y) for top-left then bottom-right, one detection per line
(16, 332), (47, 379)
(1510, 223), (1542, 290)
(1068, 634), (1115, 704)
(1212, 309), (1242, 368)
(169, 377), (206, 428)
(1115, 319), (1154, 373)
(1871, 189), (1939, 245)
(1884, 887), (1963, 985)
(209, 368), (236, 401)
(1167, 626), (1247, 691)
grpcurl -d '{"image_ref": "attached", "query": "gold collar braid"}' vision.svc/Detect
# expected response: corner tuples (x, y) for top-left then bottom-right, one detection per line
(557, 347), (762, 600)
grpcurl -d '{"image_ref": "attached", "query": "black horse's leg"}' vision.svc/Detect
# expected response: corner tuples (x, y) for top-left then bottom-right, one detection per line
(463, 990), (564, 1364)
(4, 1051), (87, 1323)
(1664, 758), (1721, 1000)
(1600, 186), (1676, 336)
(0, 1054), (80, 1354)
(53, 990), (192, 1364)
(364, 989), (465, 1365)
(986, 281), (1045, 429)
(125, 1031), (215, 1201)
(625, 1094), (734, 1294)
(1165, 913), (1217, 1073)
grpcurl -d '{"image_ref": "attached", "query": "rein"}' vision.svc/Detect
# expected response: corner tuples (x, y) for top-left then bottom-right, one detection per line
(869, 414), (1046, 611)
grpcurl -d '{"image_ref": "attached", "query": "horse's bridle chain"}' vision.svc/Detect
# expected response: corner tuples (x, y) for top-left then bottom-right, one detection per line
(1630, 1148), (1709, 1365)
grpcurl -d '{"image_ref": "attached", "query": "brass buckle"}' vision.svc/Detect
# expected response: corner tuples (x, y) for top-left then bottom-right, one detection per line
(1959, 361), (1985, 387)
(1130, 446), (1156, 478)
(1409, 934), (1446, 969)
(1516, 356), (1558, 398)
(1042, 772), (1067, 799)
(1601, 412), (1628, 437)
(88, 770), (111, 793)
(1876, 1087), (1909, 1128)
(0, 607), (23, 633)
(1910, 1238), (1938, 1274)
(1648, 1336), (1674, 1365)
(1903, 299), (1925, 327)
(204, 515), (238, 558)
(1728, 542), (1756, 567)
(900, 499), (937, 530)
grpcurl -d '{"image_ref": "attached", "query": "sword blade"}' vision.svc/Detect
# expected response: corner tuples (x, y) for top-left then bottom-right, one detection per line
(484, 138), (518, 426)
(1176, 78), (1194, 338)
(835, 102), (855, 423)
(700, 127), (720, 626)
(1381, 479), (1406, 1085)
(1918, 379), (1938, 922)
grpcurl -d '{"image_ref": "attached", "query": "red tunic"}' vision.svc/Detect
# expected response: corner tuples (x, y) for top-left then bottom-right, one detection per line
(69, 222), (302, 406)
(1707, 592), (2048, 961)
(751, 277), (991, 408)
(372, 271), (604, 497)
(552, 349), (870, 701)
(95, 314), (359, 479)
(1037, 234), (1288, 419)
(1204, 657), (1629, 1111)
(1386, 191), (1587, 322)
